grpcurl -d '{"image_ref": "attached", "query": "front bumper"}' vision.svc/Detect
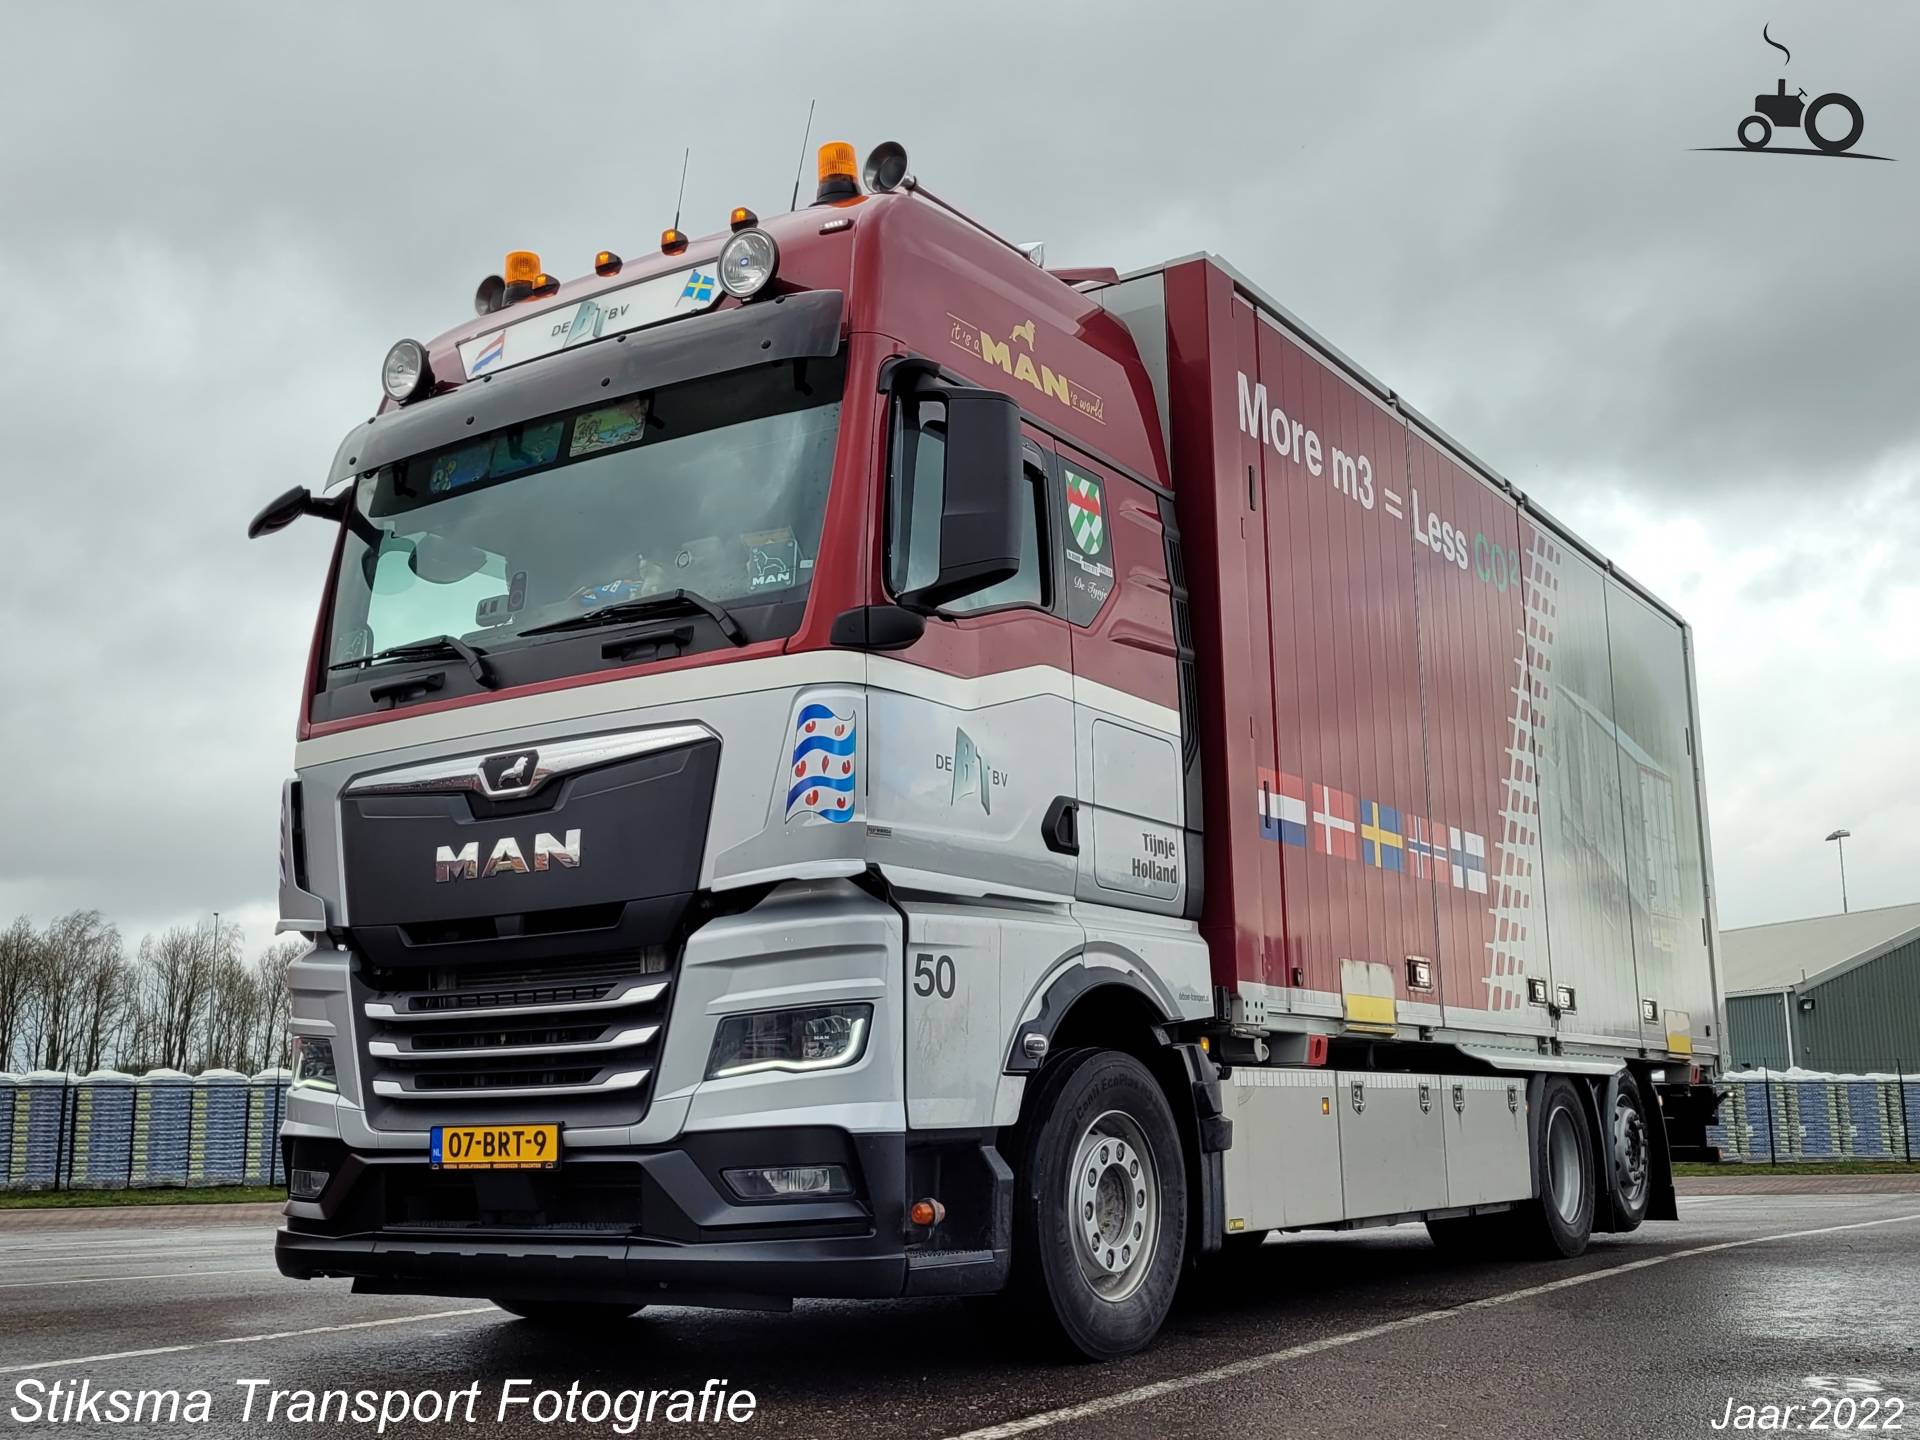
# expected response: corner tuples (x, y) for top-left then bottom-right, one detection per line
(276, 1127), (1009, 1307)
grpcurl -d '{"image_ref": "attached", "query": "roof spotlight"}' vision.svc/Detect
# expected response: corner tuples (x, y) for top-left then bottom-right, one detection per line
(718, 228), (778, 299)
(381, 338), (432, 403)
(863, 141), (910, 193)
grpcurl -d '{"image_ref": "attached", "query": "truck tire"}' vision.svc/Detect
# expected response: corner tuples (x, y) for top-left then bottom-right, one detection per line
(1605, 1071), (1653, 1232)
(1006, 1048), (1188, 1360)
(1517, 1076), (1596, 1258)
(493, 1301), (644, 1326)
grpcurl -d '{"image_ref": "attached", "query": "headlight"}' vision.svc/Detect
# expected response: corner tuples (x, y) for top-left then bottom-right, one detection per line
(290, 1035), (337, 1093)
(705, 1003), (871, 1079)
(381, 338), (432, 403)
(716, 227), (778, 299)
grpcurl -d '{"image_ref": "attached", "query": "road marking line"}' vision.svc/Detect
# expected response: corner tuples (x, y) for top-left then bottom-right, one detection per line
(0, 1267), (279, 1291)
(944, 1211), (1920, 1440)
(0, 1245), (265, 1266)
(0, 1307), (497, 1375)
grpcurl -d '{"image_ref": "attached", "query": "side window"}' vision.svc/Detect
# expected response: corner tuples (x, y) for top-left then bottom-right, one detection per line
(889, 412), (948, 598)
(887, 396), (1050, 614)
(946, 461), (1047, 614)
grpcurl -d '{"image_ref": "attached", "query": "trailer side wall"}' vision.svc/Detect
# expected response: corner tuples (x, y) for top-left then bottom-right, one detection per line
(1148, 257), (1718, 1060)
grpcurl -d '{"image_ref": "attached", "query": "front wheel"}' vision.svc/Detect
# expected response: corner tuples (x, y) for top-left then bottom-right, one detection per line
(493, 1300), (644, 1327)
(1008, 1049), (1187, 1360)
(1738, 114), (1772, 150)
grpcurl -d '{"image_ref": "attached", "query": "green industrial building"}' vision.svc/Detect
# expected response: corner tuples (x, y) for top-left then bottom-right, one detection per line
(1722, 901), (1920, 1075)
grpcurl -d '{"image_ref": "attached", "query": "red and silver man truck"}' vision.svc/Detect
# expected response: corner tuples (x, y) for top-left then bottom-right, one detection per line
(252, 140), (1724, 1359)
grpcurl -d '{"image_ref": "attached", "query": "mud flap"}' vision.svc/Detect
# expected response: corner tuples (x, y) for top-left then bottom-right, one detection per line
(1167, 1040), (1230, 1257)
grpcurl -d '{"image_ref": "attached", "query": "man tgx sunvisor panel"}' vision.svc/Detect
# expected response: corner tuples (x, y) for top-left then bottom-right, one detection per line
(322, 288), (845, 494)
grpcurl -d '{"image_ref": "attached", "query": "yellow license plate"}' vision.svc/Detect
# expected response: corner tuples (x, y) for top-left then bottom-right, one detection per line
(431, 1123), (561, 1171)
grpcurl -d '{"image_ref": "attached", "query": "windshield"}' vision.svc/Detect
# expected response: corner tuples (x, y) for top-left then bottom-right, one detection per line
(323, 357), (844, 673)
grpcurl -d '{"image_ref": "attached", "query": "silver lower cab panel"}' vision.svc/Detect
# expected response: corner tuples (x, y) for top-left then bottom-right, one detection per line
(1221, 1069), (1533, 1234)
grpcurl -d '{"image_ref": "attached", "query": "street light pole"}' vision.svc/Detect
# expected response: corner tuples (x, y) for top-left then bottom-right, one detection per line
(1823, 829), (1851, 914)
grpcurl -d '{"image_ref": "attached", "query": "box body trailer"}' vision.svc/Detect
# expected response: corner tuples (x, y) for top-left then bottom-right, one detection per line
(255, 143), (1723, 1360)
(1098, 257), (1720, 1058)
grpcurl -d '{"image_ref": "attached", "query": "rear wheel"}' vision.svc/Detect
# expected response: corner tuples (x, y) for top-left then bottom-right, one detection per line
(493, 1300), (644, 1326)
(1007, 1049), (1187, 1360)
(1805, 93), (1864, 153)
(1516, 1077), (1596, 1258)
(1606, 1072), (1653, 1232)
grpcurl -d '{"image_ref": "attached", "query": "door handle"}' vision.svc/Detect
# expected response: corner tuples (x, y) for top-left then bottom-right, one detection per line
(1042, 797), (1079, 856)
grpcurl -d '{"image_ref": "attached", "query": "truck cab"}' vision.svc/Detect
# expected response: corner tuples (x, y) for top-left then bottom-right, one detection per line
(263, 144), (1212, 1355)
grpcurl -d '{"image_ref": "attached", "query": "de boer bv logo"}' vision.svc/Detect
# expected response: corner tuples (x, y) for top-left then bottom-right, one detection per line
(1698, 24), (1890, 161)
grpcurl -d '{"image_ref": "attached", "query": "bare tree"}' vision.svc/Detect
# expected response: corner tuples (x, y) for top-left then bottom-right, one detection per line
(138, 923), (223, 1071)
(251, 939), (303, 1072)
(0, 917), (36, 1071)
(69, 923), (135, 1073)
(197, 942), (260, 1072)
(20, 911), (122, 1072)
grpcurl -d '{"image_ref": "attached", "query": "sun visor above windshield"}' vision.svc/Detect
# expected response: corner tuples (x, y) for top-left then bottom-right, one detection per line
(322, 289), (845, 493)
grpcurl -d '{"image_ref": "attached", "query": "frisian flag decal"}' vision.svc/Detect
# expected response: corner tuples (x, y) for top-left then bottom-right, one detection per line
(785, 703), (857, 824)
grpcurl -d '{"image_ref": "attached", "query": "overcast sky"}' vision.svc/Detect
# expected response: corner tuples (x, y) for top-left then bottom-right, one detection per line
(1, 2), (1912, 963)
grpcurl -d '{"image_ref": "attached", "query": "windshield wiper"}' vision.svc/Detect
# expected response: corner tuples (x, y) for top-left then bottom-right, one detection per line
(331, 633), (497, 688)
(518, 589), (747, 645)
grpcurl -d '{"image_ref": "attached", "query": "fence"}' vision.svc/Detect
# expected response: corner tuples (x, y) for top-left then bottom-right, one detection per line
(0, 1068), (292, 1191)
(1709, 1068), (1919, 1163)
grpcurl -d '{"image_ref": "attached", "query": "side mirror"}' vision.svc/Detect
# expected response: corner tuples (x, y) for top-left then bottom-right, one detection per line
(247, 485), (346, 540)
(897, 383), (1023, 612)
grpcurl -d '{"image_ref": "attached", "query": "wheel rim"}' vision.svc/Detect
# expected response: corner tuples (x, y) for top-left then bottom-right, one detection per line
(1068, 1108), (1161, 1303)
(1612, 1091), (1650, 1211)
(1546, 1104), (1586, 1224)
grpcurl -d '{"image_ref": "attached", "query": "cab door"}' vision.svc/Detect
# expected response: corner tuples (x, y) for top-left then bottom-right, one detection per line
(865, 403), (1075, 904)
(1053, 446), (1190, 920)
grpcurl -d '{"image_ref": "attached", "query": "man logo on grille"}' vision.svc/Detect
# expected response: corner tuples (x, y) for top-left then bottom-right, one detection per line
(1066, 472), (1105, 557)
(482, 750), (538, 794)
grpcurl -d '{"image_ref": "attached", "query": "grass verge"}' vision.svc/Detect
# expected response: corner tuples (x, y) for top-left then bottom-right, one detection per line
(0, 1185), (286, 1210)
(1674, 1160), (1920, 1176)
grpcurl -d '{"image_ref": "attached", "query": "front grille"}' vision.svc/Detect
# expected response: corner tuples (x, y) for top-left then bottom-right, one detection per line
(402, 980), (619, 1014)
(355, 950), (673, 1122)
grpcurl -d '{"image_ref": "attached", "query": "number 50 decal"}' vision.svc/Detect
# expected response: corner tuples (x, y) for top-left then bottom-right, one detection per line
(913, 952), (957, 999)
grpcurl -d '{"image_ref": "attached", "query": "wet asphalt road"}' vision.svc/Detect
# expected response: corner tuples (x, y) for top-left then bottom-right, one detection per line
(2, 1189), (1917, 1439)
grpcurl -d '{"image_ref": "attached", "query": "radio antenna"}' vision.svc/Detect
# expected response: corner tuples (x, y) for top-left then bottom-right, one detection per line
(788, 99), (817, 212)
(671, 146), (691, 233)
